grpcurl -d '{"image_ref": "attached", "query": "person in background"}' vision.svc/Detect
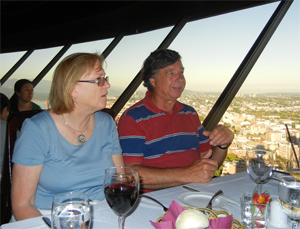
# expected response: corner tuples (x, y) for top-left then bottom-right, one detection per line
(9, 79), (42, 113)
(118, 49), (234, 191)
(11, 53), (125, 221)
(0, 93), (10, 177)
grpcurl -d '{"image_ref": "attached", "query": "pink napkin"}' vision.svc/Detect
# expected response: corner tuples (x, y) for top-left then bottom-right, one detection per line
(150, 200), (233, 229)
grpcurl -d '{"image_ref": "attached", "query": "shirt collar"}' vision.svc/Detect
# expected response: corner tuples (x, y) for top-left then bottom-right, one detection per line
(144, 91), (184, 114)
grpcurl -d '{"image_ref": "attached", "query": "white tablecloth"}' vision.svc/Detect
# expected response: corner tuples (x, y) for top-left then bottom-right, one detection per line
(1, 171), (290, 229)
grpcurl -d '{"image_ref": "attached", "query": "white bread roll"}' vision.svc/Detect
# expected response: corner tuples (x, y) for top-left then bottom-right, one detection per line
(176, 209), (209, 229)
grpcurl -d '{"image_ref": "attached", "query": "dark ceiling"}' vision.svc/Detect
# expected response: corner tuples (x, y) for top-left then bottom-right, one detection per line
(0, 1), (278, 54)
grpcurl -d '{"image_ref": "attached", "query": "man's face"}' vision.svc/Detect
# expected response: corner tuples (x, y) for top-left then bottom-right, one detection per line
(150, 60), (185, 102)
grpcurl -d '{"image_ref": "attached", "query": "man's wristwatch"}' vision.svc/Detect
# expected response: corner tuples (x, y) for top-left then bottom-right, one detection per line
(217, 144), (231, 150)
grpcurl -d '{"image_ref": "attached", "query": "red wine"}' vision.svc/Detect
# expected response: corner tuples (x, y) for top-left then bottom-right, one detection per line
(104, 184), (138, 215)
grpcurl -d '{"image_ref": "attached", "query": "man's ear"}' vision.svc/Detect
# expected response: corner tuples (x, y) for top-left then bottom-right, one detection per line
(149, 77), (156, 88)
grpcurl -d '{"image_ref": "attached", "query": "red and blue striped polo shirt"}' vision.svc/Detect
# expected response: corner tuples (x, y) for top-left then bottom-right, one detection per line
(118, 91), (211, 168)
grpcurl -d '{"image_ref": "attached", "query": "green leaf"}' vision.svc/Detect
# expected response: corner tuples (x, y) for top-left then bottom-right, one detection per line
(250, 204), (256, 215)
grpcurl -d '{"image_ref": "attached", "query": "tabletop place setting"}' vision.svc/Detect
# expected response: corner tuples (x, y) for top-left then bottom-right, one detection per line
(50, 191), (91, 229)
(242, 146), (300, 229)
(103, 167), (140, 229)
(2, 153), (300, 229)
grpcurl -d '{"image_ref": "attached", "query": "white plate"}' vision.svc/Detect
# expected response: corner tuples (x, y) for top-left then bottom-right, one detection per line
(178, 192), (228, 208)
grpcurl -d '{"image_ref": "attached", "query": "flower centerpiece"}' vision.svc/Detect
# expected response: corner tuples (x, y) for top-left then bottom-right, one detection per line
(250, 189), (271, 228)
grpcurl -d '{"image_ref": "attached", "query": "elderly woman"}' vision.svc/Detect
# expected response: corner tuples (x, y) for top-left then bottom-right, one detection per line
(11, 53), (125, 220)
(9, 79), (42, 113)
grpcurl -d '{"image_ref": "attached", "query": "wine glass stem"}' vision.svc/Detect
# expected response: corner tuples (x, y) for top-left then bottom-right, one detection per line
(118, 215), (125, 229)
(256, 184), (262, 195)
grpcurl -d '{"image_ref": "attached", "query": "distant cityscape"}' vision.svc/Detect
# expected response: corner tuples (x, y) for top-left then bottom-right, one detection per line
(109, 92), (300, 176)
(2, 78), (299, 100)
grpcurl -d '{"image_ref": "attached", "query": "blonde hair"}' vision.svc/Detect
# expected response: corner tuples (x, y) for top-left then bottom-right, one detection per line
(49, 53), (104, 114)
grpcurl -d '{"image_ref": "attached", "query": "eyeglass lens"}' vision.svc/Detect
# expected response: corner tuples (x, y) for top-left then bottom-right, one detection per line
(99, 76), (109, 86)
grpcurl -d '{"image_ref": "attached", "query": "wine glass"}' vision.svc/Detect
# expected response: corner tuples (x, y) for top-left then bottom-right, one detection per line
(104, 167), (140, 229)
(287, 151), (300, 181)
(246, 149), (274, 195)
(51, 191), (91, 229)
(278, 176), (300, 229)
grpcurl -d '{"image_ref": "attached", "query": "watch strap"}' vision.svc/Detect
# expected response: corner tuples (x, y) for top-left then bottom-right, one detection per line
(217, 144), (230, 150)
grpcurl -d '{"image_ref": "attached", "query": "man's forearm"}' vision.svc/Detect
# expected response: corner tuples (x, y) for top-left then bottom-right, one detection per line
(126, 164), (187, 190)
(210, 147), (228, 167)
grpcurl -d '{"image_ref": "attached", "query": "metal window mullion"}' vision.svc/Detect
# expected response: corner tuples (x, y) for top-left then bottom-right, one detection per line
(31, 41), (73, 87)
(202, 0), (293, 131)
(111, 14), (190, 115)
(0, 48), (34, 87)
(102, 32), (125, 59)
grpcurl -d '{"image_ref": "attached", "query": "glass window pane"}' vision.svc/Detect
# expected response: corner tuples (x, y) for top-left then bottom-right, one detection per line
(0, 1), (298, 176)
(104, 27), (172, 108)
(169, 2), (282, 95)
(0, 51), (26, 76)
(0, 47), (62, 103)
(33, 39), (114, 108)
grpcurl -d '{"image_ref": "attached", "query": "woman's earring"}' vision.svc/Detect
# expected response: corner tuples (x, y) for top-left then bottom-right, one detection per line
(74, 95), (78, 98)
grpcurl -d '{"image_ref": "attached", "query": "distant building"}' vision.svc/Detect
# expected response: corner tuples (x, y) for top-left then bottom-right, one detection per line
(265, 141), (279, 151)
(251, 124), (266, 135)
(240, 121), (251, 126)
(222, 160), (246, 175)
(262, 115), (281, 119)
(266, 130), (286, 142)
(233, 118), (245, 125)
(278, 142), (300, 159)
(230, 148), (247, 158)
(242, 114), (255, 121)
(282, 120), (294, 125)
(288, 130), (300, 144)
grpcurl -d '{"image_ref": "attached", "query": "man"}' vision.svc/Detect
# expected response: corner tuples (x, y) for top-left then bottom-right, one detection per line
(118, 49), (234, 190)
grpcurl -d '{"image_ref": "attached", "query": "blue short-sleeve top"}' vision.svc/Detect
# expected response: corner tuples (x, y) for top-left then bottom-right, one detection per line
(12, 110), (121, 210)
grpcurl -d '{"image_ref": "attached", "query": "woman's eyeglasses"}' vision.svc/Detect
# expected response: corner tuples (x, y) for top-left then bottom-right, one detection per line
(78, 76), (109, 87)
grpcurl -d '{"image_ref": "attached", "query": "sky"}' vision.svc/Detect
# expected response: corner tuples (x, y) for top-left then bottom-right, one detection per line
(0, 1), (299, 95)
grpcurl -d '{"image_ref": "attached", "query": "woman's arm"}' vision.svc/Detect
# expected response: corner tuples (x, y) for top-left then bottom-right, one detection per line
(11, 163), (43, 221)
(112, 153), (125, 167)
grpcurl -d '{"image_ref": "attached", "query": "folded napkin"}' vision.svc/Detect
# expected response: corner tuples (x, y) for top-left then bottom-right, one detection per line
(150, 200), (233, 229)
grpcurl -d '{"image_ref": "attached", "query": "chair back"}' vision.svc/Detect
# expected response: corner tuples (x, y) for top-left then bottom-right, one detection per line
(1, 110), (43, 225)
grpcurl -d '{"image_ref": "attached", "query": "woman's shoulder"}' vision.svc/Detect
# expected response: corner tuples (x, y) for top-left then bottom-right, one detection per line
(94, 110), (116, 126)
(20, 111), (53, 138)
(26, 110), (52, 127)
(95, 110), (113, 119)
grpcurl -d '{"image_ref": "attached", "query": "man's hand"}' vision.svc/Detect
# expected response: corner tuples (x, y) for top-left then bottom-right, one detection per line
(184, 149), (218, 183)
(203, 124), (234, 147)
(202, 125), (233, 169)
(126, 149), (219, 189)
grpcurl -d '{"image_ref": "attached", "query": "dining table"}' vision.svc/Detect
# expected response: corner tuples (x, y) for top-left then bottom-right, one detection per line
(1, 171), (290, 229)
